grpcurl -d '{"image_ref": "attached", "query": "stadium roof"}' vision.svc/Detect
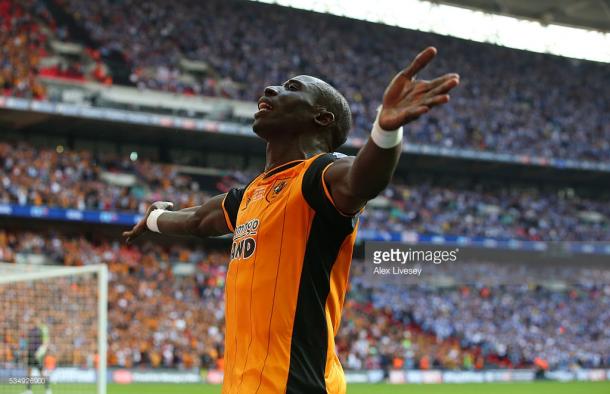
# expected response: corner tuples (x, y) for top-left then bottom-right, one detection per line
(437, 0), (610, 32)
(252, 0), (610, 63)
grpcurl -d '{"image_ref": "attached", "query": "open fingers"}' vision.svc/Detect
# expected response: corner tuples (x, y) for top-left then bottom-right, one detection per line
(423, 94), (450, 108)
(122, 230), (134, 244)
(427, 73), (460, 90)
(122, 229), (138, 243)
(398, 105), (430, 122)
(385, 48), (439, 103)
(384, 71), (409, 103)
(427, 77), (460, 97)
(401, 47), (437, 79)
(122, 221), (145, 244)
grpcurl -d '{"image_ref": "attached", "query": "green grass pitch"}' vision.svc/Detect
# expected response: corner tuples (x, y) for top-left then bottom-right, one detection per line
(106, 381), (610, 394)
(4, 382), (609, 394)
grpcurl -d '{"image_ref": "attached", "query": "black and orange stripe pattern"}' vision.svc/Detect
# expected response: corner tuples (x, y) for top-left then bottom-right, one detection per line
(221, 153), (358, 394)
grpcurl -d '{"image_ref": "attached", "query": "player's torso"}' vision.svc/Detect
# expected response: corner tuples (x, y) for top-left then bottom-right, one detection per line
(222, 154), (353, 394)
(223, 159), (315, 393)
(229, 160), (309, 269)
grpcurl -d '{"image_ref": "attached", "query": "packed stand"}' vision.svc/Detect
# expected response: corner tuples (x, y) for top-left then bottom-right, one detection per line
(0, 230), (227, 369)
(1, 230), (609, 371)
(0, 141), (213, 214)
(0, 267), (98, 370)
(1, 141), (608, 242)
(0, 0), (54, 99)
(0, 0), (113, 102)
(58, 0), (610, 161)
(348, 261), (610, 370)
(366, 181), (610, 242)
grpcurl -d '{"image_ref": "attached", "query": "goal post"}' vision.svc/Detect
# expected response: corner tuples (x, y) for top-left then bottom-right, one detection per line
(0, 263), (108, 394)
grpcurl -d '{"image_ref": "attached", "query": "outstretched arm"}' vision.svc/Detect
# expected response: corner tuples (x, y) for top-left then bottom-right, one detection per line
(325, 47), (459, 214)
(122, 194), (230, 243)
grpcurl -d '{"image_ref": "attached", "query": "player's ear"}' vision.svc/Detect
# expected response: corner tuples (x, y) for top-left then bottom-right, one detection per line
(314, 108), (335, 127)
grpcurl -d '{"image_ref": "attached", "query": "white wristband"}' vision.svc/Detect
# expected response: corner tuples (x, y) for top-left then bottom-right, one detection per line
(370, 106), (403, 149)
(146, 209), (167, 233)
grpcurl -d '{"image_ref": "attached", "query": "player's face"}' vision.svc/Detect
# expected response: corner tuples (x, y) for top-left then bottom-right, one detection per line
(253, 75), (320, 139)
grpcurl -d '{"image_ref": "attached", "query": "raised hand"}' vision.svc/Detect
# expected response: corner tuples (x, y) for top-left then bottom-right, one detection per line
(122, 201), (174, 244)
(379, 47), (459, 130)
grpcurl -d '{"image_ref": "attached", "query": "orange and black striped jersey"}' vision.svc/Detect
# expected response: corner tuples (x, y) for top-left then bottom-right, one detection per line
(220, 152), (359, 394)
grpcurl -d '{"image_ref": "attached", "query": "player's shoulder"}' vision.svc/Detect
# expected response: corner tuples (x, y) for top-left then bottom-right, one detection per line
(302, 152), (354, 186)
(302, 152), (360, 225)
(303, 153), (353, 185)
(330, 151), (354, 165)
(330, 151), (349, 160)
(318, 152), (354, 175)
(313, 151), (354, 166)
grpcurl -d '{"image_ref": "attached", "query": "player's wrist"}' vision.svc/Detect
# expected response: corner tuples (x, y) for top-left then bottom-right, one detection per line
(146, 209), (167, 233)
(370, 105), (403, 149)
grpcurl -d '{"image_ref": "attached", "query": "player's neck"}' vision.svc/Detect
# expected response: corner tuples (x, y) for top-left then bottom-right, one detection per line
(264, 138), (325, 172)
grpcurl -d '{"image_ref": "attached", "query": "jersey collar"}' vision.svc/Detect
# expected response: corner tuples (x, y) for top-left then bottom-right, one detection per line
(263, 159), (304, 179)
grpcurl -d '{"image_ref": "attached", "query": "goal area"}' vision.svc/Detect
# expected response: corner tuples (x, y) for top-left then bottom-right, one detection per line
(0, 263), (107, 394)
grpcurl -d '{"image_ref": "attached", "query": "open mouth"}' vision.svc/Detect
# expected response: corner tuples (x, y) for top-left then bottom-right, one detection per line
(257, 101), (273, 112)
(256, 98), (273, 117)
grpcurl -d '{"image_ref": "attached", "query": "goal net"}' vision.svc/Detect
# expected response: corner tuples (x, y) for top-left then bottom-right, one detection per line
(0, 263), (107, 394)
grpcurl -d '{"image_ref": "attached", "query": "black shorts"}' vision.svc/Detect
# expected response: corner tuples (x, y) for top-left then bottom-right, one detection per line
(26, 351), (43, 368)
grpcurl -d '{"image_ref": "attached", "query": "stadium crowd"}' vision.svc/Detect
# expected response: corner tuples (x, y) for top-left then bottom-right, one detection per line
(1, 0), (609, 161)
(348, 262), (610, 371)
(365, 181), (610, 242)
(1, 230), (609, 371)
(1, 142), (608, 242)
(0, 230), (228, 370)
(0, 141), (213, 213)
(0, 256), (99, 369)
(56, 0), (610, 161)
(1, 0), (608, 381)
(0, 0), (51, 99)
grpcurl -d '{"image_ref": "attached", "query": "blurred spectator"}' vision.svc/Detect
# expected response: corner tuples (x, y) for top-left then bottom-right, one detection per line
(0, 0), (51, 99)
(0, 141), (212, 214)
(1, 141), (608, 241)
(58, 0), (610, 161)
(1, 230), (609, 370)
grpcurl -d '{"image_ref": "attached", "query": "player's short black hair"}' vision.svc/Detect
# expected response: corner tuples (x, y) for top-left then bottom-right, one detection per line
(312, 80), (352, 151)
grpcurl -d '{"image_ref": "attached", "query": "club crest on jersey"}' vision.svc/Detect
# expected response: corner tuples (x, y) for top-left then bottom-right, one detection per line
(231, 218), (259, 260)
(266, 179), (289, 203)
(241, 186), (266, 210)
